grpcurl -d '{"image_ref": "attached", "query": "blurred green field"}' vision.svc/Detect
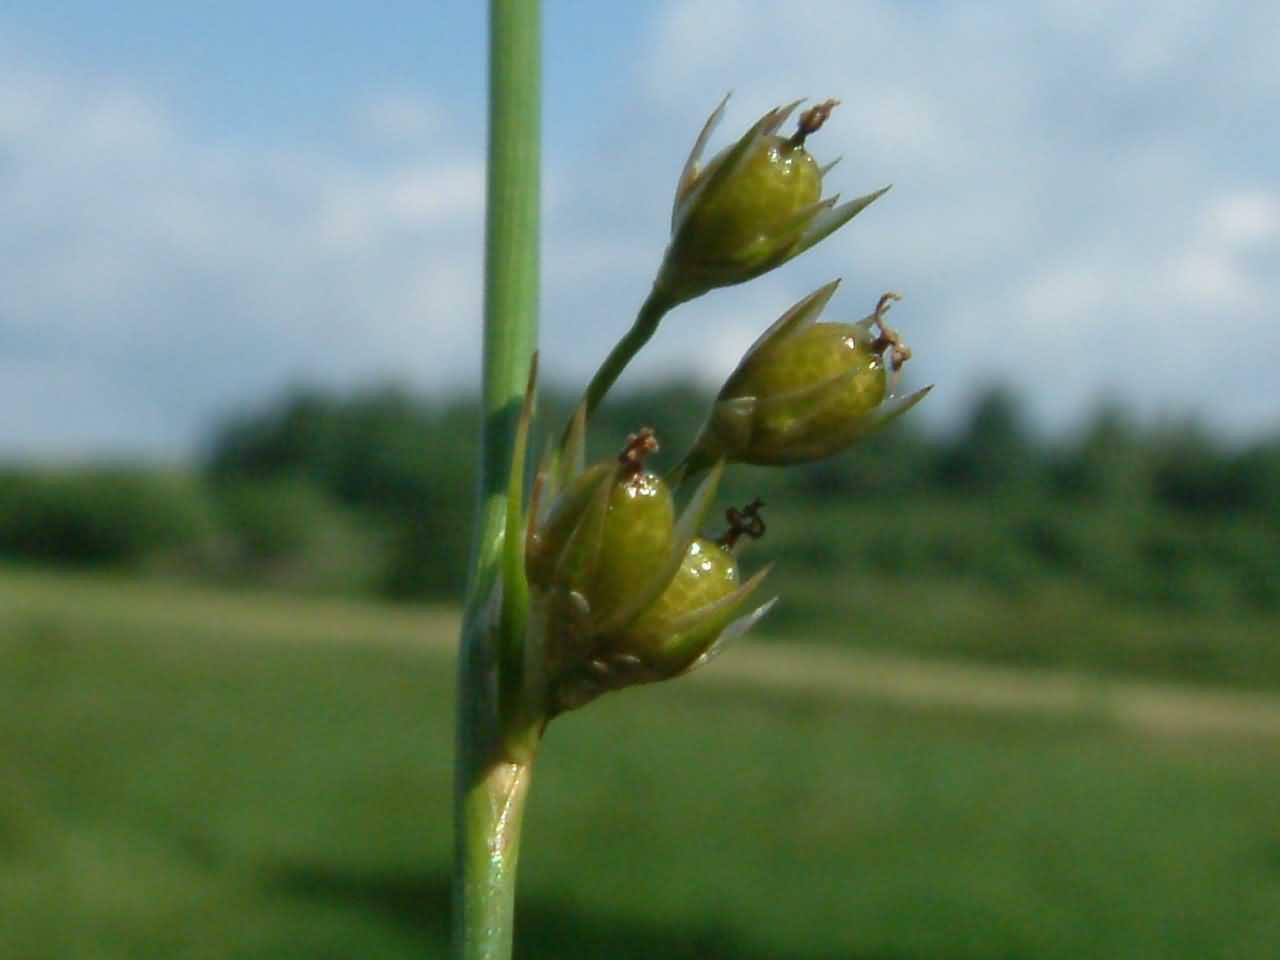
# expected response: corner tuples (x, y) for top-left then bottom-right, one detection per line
(3, 567), (1280, 959)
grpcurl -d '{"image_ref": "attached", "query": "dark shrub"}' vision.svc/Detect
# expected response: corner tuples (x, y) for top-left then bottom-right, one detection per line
(0, 468), (215, 566)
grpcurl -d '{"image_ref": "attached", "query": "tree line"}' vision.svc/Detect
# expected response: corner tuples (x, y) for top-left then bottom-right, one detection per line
(2, 380), (1277, 614)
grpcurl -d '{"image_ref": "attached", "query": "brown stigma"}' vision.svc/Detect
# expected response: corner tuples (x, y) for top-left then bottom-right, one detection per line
(788, 99), (840, 148)
(718, 498), (767, 549)
(618, 428), (659, 477)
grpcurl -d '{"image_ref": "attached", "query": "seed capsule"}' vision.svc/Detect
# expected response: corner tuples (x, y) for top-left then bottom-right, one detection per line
(618, 499), (770, 674)
(657, 97), (889, 304)
(620, 537), (739, 666)
(685, 283), (930, 469)
(585, 438), (675, 626)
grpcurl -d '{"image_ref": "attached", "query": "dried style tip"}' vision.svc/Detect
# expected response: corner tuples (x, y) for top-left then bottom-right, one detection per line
(618, 428), (659, 474)
(867, 292), (912, 383)
(717, 498), (767, 550)
(788, 98), (840, 147)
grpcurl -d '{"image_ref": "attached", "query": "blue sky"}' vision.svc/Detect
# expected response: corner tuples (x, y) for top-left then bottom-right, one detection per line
(3, 1), (1278, 458)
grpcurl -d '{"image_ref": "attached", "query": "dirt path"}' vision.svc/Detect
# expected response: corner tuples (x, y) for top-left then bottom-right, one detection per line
(699, 642), (1280, 740)
(7, 568), (1280, 739)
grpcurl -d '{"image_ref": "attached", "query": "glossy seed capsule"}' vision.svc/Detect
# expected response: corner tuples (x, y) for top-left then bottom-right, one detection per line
(681, 134), (823, 267)
(586, 468), (675, 626)
(625, 536), (739, 642)
(740, 323), (887, 445)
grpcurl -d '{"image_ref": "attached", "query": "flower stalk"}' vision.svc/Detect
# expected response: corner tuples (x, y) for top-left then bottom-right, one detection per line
(453, 9), (927, 953)
(569, 285), (676, 439)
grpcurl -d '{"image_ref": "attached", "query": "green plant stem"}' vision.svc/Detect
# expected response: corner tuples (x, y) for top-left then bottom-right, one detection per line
(563, 286), (675, 444)
(454, 653), (535, 960)
(453, 0), (541, 958)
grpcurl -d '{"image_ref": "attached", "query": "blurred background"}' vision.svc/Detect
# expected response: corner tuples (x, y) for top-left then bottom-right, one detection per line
(2, 2), (1279, 957)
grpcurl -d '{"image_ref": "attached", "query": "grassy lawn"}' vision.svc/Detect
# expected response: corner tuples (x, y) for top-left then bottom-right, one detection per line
(2, 568), (1279, 958)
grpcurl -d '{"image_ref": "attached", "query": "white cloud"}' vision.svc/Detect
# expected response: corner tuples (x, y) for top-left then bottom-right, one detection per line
(1207, 191), (1280, 249)
(0, 57), (486, 458)
(576, 0), (1280, 437)
(1169, 251), (1254, 307)
(316, 162), (485, 246)
(4, 2), (1280, 459)
(353, 92), (447, 146)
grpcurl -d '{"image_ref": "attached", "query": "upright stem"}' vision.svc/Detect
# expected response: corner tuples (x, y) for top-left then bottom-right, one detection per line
(453, 1), (541, 958)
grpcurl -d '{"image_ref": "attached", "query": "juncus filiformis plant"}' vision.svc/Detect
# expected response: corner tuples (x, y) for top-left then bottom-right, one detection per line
(456, 11), (929, 951)
(489, 89), (929, 788)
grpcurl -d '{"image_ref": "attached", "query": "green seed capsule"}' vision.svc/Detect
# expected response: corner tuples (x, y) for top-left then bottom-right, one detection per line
(640, 537), (739, 624)
(737, 323), (887, 455)
(538, 429), (677, 634)
(684, 284), (928, 469)
(677, 135), (822, 272)
(657, 97), (885, 304)
(620, 536), (740, 671)
(587, 469), (674, 625)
